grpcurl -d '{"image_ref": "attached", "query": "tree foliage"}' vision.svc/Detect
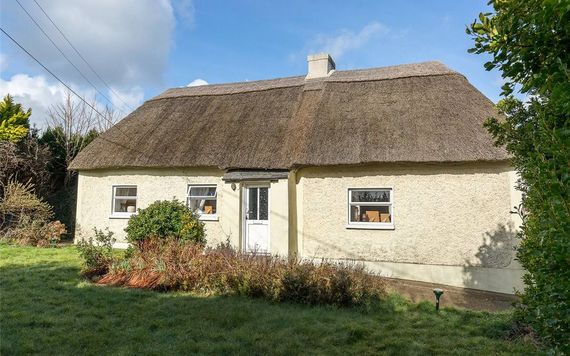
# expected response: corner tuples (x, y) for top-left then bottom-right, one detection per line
(40, 126), (98, 189)
(468, 0), (569, 350)
(0, 94), (31, 143)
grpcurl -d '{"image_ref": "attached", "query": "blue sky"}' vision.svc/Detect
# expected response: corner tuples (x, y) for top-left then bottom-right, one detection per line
(0, 0), (500, 127)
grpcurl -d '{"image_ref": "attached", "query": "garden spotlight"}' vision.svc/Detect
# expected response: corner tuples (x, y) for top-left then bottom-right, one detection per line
(433, 288), (444, 311)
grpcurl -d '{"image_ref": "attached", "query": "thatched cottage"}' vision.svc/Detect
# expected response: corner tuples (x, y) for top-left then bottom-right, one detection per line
(70, 54), (523, 294)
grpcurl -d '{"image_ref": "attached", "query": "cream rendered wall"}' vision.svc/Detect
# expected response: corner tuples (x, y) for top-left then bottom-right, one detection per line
(75, 168), (288, 255)
(76, 163), (523, 294)
(296, 163), (524, 294)
(75, 168), (240, 248)
(268, 179), (289, 256)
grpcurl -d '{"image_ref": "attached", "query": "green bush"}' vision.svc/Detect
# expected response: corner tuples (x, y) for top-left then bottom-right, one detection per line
(468, 1), (570, 350)
(77, 228), (116, 279)
(124, 200), (205, 245)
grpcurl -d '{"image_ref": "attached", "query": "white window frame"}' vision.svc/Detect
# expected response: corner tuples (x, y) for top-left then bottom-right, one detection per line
(346, 188), (394, 230)
(187, 184), (218, 221)
(110, 185), (138, 219)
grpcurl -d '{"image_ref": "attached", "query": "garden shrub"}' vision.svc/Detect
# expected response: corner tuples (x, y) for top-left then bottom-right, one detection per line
(97, 238), (386, 307)
(0, 180), (53, 227)
(125, 200), (205, 245)
(2, 217), (66, 247)
(0, 180), (66, 247)
(77, 228), (116, 279)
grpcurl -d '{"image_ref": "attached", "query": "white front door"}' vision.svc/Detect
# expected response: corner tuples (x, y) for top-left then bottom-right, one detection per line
(244, 185), (269, 253)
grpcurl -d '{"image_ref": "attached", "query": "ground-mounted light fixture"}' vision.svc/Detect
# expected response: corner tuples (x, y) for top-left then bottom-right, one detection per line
(433, 288), (444, 311)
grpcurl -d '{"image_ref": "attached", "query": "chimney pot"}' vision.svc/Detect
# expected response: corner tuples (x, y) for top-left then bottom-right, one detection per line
(306, 53), (335, 79)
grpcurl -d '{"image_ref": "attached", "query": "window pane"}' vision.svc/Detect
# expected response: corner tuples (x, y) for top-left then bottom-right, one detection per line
(115, 187), (137, 197)
(189, 186), (216, 197)
(351, 190), (390, 203)
(114, 198), (137, 213)
(247, 188), (258, 220)
(188, 198), (217, 215)
(350, 205), (391, 223)
(259, 187), (268, 220)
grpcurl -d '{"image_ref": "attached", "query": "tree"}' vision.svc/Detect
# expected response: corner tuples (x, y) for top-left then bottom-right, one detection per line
(0, 131), (52, 198)
(0, 94), (31, 143)
(467, 0), (569, 350)
(39, 92), (118, 239)
(41, 91), (117, 187)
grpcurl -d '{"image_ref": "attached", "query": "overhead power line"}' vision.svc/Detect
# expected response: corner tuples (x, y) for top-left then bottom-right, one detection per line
(0, 27), (119, 132)
(1, 27), (177, 171)
(14, 0), (127, 117)
(32, 0), (135, 112)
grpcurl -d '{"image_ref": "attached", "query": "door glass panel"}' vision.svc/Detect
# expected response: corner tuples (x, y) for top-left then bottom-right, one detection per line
(247, 188), (258, 220)
(259, 187), (268, 220)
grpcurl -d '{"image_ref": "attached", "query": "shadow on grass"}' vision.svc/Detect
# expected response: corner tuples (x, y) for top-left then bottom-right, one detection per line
(0, 248), (541, 355)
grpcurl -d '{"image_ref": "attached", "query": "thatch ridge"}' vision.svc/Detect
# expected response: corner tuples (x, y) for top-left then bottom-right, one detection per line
(70, 61), (508, 171)
(149, 61), (457, 100)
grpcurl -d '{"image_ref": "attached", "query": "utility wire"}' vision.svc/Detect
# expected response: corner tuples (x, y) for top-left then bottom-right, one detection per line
(14, 0), (128, 117)
(1, 26), (176, 168)
(2, 28), (198, 187)
(32, 0), (135, 112)
(1, 26), (182, 172)
(0, 27), (123, 137)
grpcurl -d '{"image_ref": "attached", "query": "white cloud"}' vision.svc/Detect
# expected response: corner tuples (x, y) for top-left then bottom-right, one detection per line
(0, 1), (183, 128)
(0, 74), (144, 129)
(0, 0), (175, 88)
(0, 74), (68, 128)
(108, 86), (144, 114)
(187, 79), (208, 87)
(311, 22), (389, 59)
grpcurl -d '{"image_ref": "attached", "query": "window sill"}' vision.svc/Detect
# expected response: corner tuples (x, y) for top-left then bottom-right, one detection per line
(345, 224), (395, 230)
(199, 215), (219, 222)
(109, 213), (136, 219)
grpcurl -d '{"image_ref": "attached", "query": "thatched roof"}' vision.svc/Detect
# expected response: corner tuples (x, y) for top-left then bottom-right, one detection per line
(70, 61), (508, 171)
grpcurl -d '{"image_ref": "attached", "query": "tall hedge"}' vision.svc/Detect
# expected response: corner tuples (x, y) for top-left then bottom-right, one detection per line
(468, 1), (569, 351)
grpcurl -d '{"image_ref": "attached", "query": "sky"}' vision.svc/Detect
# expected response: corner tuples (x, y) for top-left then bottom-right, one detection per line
(0, 0), (501, 128)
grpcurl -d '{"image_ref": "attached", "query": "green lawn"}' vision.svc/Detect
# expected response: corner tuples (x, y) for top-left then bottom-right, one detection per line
(0, 246), (541, 355)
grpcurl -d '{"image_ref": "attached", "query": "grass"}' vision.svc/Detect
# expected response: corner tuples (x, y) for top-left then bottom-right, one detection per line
(0, 245), (543, 355)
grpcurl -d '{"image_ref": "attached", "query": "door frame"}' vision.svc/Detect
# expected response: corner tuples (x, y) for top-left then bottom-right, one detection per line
(241, 182), (271, 253)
